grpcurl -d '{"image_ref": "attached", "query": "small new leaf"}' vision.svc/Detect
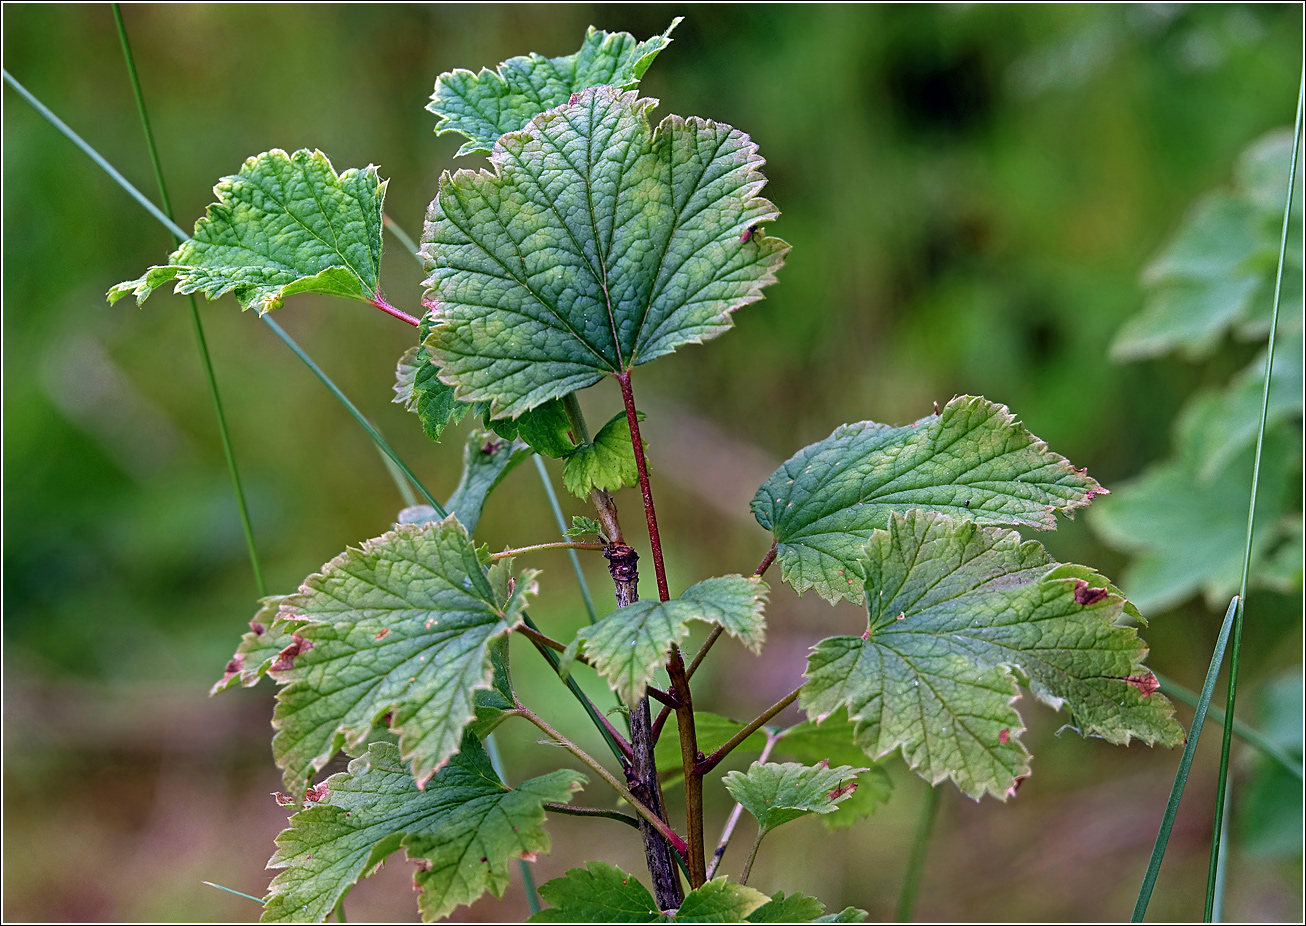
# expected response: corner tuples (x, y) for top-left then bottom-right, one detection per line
(722, 761), (868, 835)
(263, 739), (583, 924)
(573, 576), (768, 706)
(563, 516), (606, 541)
(429, 20), (681, 155)
(269, 517), (537, 793)
(531, 863), (769, 923)
(772, 713), (893, 828)
(563, 411), (646, 498)
(421, 87), (788, 418)
(752, 395), (1104, 603)
(801, 511), (1182, 800)
(109, 149), (386, 314)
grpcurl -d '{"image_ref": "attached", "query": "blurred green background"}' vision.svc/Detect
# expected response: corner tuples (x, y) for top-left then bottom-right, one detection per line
(3, 3), (1301, 922)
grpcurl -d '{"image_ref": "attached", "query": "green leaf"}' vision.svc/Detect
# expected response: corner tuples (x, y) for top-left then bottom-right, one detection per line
(421, 86), (788, 418)
(722, 761), (868, 834)
(752, 395), (1104, 604)
(564, 515), (606, 540)
(573, 576), (768, 706)
(263, 738), (584, 923)
(563, 411), (645, 498)
(813, 908), (870, 923)
(211, 596), (290, 694)
(1237, 670), (1304, 857)
(480, 398), (578, 459)
(1089, 406), (1291, 613)
(746, 892), (826, 923)
(470, 636), (514, 739)
(530, 863), (768, 922)
(654, 712), (769, 775)
(109, 149), (386, 314)
(531, 861), (661, 922)
(772, 713), (893, 828)
(269, 516), (537, 792)
(445, 429), (534, 533)
(801, 511), (1182, 800)
(395, 343), (468, 443)
(429, 20), (681, 156)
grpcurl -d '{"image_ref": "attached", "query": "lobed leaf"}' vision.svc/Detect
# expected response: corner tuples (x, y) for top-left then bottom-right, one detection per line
(771, 713), (893, 828)
(563, 411), (645, 498)
(394, 343), (467, 443)
(211, 596), (291, 694)
(421, 86), (788, 418)
(429, 20), (681, 155)
(269, 516), (537, 793)
(722, 761), (868, 834)
(263, 738), (583, 923)
(752, 395), (1104, 604)
(801, 511), (1182, 800)
(531, 862), (768, 923)
(109, 149), (386, 314)
(572, 576), (768, 706)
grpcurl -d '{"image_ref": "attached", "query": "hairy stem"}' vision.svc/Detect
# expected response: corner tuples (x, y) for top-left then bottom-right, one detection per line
(707, 731), (778, 879)
(489, 541), (605, 560)
(542, 802), (641, 830)
(695, 686), (803, 775)
(368, 296), (420, 327)
(511, 703), (688, 859)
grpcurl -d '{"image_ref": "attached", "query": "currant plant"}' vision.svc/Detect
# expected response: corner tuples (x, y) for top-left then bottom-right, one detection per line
(112, 21), (1185, 923)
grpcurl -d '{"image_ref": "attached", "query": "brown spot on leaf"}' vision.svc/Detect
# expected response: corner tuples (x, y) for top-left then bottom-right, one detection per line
(249, 621), (266, 635)
(271, 791), (295, 807)
(271, 634), (313, 672)
(861, 627), (872, 641)
(828, 780), (858, 801)
(480, 439), (502, 456)
(1004, 774), (1030, 800)
(568, 92), (580, 105)
(421, 296), (439, 314)
(305, 782), (330, 803)
(1073, 579), (1109, 606)
(412, 859), (432, 873)
(998, 728), (1010, 744)
(521, 851), (539, 863)
(1124, 673), (1160, 697)
(933, 401), (940, 415)
(375, 628), (391, 641)
(222, 654), (243, 681)
(817, 758), (830, 769)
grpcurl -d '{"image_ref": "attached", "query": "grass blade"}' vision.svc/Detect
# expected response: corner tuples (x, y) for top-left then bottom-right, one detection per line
(1204, 73), (1304, 923)
(1132, 596), (1240, 922)
(200, 881), (264, 904)
(111, 5), (267, 596)
(896, 784), (941, 922)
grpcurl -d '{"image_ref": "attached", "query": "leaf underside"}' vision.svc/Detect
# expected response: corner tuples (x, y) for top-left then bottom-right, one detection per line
(429, 20), (681, 155)
(263, 738), (583, 923)
(421, 86), (789, 418)
(268, 517), (536, 793)
(109, 148), (386, 314)
(722, 761), (869, 833)
(801, 511), (1182, 800)
(574, 575), (768, 706)
(752, 395), (1105, 604)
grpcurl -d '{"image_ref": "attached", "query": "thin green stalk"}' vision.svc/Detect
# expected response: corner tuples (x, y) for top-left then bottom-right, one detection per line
(483, 733), (542, 915)
(896, 784), (941, 922)
(200, 881), (263, 904)
(110, 8), (268, 594)
(1132, 596), (1240, 922)
(333, 897), (347, 923)
(378, 448), (419, 508)
(738, 828), (765, 886)
(1156, 672), (1302, 780)
(1205, 74), (1304, 923)
(383, 214), (422, 260)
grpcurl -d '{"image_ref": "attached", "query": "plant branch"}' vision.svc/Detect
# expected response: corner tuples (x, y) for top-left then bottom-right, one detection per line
(511, 703), (688, 860)
(667, 646), (707, 887)
(515, 624), (588, 663)
(616, 371), (670, 602)
(543, 802), (641, 830)
(490, 541), (605, 560)
(706, 730), (778, 879)
(695, 686), (803, 775)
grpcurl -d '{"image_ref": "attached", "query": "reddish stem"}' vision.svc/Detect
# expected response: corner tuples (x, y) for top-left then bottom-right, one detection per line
(617, 371), (670, 602)
(369, 296), (420, 327)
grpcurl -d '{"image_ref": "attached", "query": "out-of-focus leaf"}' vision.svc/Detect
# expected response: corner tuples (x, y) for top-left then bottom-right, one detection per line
(110, 149), (385, 314)
(563, 411), (645, 498)
(263, 739), (584, 923)
(530, 863), (768, 923)
(802, 511), (1181, 800)
(421, 86), (787, 418)
(269, 517), (537, 792)
(722, 761), (868, 834)
(429, 20), (680, 155)
(752, 395), (1103, 604)
(745, 892), (825, 923)
(1237, 670), (1304, 858)
(654, 712), (767, 774)
(572, 576), (768, 706)
(445, 429), (533, 533)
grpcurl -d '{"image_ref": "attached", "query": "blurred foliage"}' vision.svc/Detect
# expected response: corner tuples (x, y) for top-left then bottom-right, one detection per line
(2, 3), (1301, 922)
